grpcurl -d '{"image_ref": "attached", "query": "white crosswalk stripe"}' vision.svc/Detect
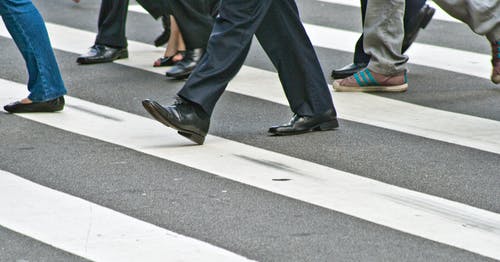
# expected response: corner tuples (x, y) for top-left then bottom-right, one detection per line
(0, 169), (253, 262)
(2, 78), (500, 259)
(1, 1), (499, 261)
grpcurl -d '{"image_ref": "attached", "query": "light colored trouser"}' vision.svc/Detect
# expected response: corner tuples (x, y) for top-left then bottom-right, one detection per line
(364, 0), (407, 75)
(364, 0), (500, 75)
(433, 0), (500, 42)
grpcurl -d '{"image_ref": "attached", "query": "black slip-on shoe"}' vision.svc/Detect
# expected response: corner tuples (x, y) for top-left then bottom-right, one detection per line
(4, 96), (65, 113)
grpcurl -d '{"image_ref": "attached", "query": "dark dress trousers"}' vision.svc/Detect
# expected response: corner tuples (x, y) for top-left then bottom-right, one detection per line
(137, 0), (219, 50)
(95, 0), (129, 48)
(353, 0), (426, 64)
(168, 0), (219, 50)
(178, 0), (336, 117)
(135, 0), (170, 19)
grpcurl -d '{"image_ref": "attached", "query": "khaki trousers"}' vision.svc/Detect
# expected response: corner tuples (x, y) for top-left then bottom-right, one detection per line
(364, 0), (500, 75)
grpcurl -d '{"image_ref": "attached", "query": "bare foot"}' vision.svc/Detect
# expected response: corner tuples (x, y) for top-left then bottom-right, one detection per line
(171, 52), (184, 62)
(20, 98), (32, 104)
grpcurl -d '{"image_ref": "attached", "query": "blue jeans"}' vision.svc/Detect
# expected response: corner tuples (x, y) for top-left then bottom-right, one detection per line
(0, 0), (66, 102)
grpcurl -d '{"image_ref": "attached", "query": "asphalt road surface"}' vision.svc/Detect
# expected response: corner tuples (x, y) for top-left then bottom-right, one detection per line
(1, 0), (499, 261)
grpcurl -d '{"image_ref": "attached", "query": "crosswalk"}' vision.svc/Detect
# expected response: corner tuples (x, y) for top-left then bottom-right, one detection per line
(1, 0), (500, 261)
(0, 169), (252, 262)
(2, 20), (497, 155)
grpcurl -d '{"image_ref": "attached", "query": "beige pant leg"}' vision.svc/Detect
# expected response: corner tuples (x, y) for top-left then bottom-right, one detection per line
(433, 0), (500, 41)
(364, 0), (408, 75)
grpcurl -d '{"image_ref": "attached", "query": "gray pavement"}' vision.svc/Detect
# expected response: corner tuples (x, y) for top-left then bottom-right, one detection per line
(0, 226), (89, 262)
(0, 0), (499, 261)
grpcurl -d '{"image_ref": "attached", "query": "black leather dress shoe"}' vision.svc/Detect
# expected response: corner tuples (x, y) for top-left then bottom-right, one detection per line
(4, 96), (64, 113)
(166, 48), (204, 80)
(268, 109), (339, 136)
(331, 62), (368, 79)
(76, 44), (128, 64)
(402, 4), (435, 53)
(142, 98), (210, 145)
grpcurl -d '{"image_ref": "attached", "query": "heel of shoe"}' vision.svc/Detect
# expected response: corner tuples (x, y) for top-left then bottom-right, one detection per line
(173, 72), (191, 80)
(316, 119), (339, 131)
(420, 6), (435, 29)
(118, 50), (129, 59)
(178, 131), (205, 145)
(492, 73), (500, 84)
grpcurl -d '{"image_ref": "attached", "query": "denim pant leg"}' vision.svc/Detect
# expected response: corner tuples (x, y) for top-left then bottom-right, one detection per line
(0, 0), (67, 102)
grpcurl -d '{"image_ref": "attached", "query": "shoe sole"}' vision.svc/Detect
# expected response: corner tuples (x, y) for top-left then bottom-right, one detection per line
(141, 100), (205, 145)
(4, 97), (65, 113)
(269, 119), (339, 136)
(4, 105), (64, 113)
(332, 82), (408, 92)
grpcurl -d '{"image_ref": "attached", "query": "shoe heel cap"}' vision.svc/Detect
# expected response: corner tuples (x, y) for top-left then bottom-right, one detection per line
(316, 119), (339, 131)
(178, 131), (205, 145)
